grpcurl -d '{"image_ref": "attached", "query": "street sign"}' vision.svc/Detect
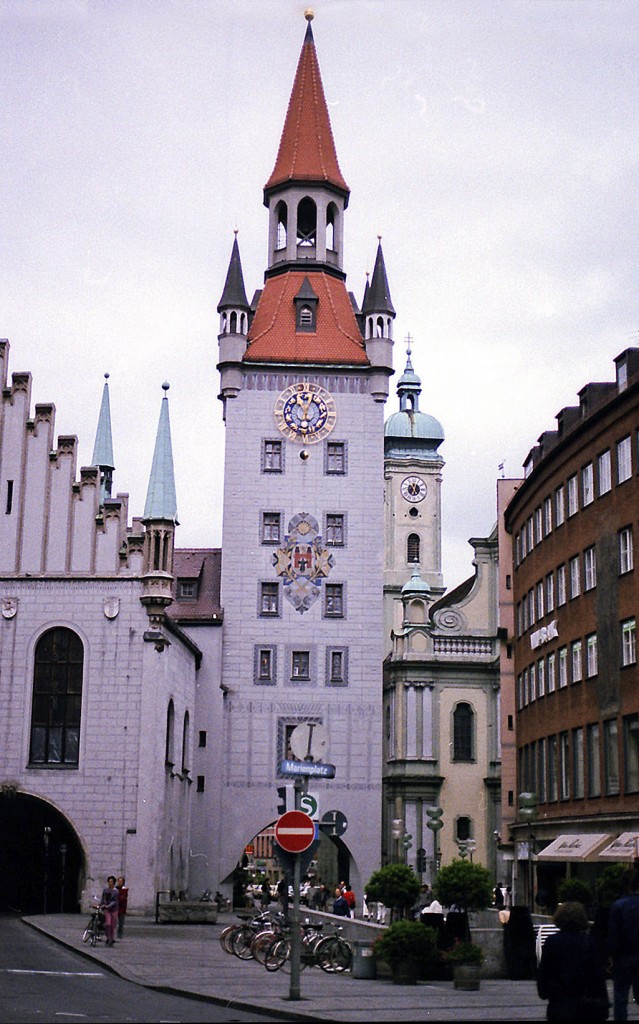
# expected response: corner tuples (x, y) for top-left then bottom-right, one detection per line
(300, 793), (318, 818)
(319, 809), (348, 837)
(275, 810), (316, 853)
(279, 759), (336, 779)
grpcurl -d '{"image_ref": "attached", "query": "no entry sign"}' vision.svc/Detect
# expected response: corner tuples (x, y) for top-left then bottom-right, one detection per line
(275, 810), (315, 853)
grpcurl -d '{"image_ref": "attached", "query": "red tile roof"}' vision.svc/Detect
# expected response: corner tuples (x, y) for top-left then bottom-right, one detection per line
(169, 548), (222, 623)
(264, 22), (348, 196)
(244, 271), (368, 365)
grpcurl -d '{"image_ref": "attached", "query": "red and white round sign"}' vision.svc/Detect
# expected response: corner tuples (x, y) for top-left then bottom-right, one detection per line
(274, 810), (316, 853)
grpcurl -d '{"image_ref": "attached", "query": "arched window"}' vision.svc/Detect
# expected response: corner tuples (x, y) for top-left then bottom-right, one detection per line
(407, 534), (420, 563)
(326, 203), (337, 251)
(453, 702), (474, 761)
(29, 627), (84, 765)
(456, 816), (472, 842)
(229, 311), (237, 334)
(297, 197), (316, 246)
(165, 699), (175, 766)
(276, 201), (288, 249)
(181, 710), (190, 774)
(376, 316), (385, 337)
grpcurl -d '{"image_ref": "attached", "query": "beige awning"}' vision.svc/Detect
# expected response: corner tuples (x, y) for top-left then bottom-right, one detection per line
(598, 833), (639, 861)
(537, 833), (613, 861)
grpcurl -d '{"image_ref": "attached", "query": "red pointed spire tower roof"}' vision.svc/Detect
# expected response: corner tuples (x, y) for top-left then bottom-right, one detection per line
(264, 13), (349, 200)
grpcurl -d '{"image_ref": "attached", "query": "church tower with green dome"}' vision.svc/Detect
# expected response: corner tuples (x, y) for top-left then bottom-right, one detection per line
(384, 337), (446, 647)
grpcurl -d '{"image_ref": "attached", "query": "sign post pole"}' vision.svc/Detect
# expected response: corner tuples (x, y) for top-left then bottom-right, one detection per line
(274, 808), (315, 1002)
(289, 778), (306, 1001)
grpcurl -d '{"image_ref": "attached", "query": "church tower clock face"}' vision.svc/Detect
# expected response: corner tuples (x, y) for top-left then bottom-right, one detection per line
(401, 475), (427, 502)
(274, 382), (337, 443)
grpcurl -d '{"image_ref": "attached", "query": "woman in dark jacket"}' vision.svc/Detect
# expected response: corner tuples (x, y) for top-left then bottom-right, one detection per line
(537, 901), (609, 1021)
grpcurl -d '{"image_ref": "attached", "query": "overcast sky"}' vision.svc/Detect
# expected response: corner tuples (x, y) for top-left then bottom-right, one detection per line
(2, 0), (638, 589)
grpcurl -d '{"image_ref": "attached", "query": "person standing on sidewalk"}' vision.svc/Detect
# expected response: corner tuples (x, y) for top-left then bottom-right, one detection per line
(116, 876), (129, 939)
(607, 870), (639, 1021)
(537, 901), (609, 1022)
(100, 876), (119, 947)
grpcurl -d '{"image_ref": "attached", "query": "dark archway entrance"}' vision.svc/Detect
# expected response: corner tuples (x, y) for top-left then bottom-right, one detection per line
(0, 791), (85, 914)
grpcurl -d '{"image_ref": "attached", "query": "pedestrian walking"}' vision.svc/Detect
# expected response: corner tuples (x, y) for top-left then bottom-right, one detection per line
(332, 886), (349, 917)
(537, 901), (609, 1022)
(116, 875), (128, 939)
(100, 875), (119, 947)
(343, 883), (356, 918)
(607, 870), (639, 1021)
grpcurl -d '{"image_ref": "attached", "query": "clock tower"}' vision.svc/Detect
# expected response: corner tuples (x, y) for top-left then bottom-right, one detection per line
(215, 14), (393, 894)
(384, 338), (445, 648)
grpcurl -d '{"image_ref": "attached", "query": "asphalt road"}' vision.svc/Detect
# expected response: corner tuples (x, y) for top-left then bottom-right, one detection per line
(0, 914), (271, 1024)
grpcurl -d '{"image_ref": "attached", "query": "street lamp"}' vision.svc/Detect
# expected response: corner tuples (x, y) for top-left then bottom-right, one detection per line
(518, 792), (538, 912)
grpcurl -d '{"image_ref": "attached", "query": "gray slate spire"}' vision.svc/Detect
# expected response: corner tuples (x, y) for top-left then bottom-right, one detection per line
(91, 373), (115, 502)
(143, 383), (178, 522)
(217, 232), (249, 312)
(362, 238), (395, 316)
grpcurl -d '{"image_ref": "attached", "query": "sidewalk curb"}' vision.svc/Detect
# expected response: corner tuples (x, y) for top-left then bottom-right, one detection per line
(22, 917), (326, 1023)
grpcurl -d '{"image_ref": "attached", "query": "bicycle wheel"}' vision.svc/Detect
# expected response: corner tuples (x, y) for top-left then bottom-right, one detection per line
(231, 925), (255, 960)
(330, 937), (352, 972)
(82, 927), (92, 943)
(264, 936), (289, 972)
(252, 929), (277, 965)
(315, 934), (348, 973)
(90, 927), (98, 948)
(220, 924), (241, 954)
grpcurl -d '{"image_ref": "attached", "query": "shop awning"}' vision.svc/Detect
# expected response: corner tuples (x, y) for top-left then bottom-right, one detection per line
(598, 833), (639, 861)
(536, 833), (613, 861)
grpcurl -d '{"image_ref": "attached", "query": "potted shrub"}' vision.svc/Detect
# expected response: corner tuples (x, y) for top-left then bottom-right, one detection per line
(557, 877), (593, 912)
(365, 863), (421, 921)
(433, 859), (493, 913)
(443, 940), (485, 990)
(373, 919), (439, 985)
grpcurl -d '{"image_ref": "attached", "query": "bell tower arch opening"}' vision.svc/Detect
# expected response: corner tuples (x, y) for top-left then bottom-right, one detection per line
(0, 790), (86, 914)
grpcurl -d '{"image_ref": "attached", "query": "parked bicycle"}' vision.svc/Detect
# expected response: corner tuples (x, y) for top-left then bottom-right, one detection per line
(264, 919), (339, 973)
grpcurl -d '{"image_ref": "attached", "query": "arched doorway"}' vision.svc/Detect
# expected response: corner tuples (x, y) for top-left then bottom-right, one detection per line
(0, 790), (85, 914)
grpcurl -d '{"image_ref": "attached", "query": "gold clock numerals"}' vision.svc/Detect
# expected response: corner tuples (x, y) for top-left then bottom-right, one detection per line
(274, 382), (337, 444)
(401, 475), (427, 502)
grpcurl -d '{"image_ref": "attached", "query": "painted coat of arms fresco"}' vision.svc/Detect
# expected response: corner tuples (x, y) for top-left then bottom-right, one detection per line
(272, 512), (333, 613)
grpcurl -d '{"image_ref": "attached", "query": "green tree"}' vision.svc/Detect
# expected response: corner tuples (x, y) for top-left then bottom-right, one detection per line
(433, 859), (493, 912)
(557, 877), (593, 907)
(365, 863), (421, 918)
(595, 864), (630, 908)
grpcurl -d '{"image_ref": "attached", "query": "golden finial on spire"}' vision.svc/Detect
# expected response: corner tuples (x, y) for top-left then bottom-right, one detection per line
(305, 8), (314, 22)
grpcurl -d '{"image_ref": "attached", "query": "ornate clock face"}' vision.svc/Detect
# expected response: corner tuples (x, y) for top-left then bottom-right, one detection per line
(401, 475), (427, 502)
(274, 382), (337, 444)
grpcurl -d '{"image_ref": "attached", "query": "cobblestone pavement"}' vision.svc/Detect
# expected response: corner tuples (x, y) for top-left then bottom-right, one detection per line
(22, 913), (624, 1022)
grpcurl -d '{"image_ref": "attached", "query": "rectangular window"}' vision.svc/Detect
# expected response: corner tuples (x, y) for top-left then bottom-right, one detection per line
(198, 730), (207, 748)
(624, 714), (639, 794)
(261, 511), (281, 544)
(617, 436), (632, 483)
(567, 474), (579, 516)
(324, 583), (344, 617)
(327, 648), (348, 686)
(546, 572), (555, 613)
(547, 652), (556, 693)
(528, 587), (535, 625)
(260, 582), (279, 616)
(584, 546), (597, 591)
(534, 506), (543, 545)
(536, 581), (544, 621)
(573, 727), (585, 799)
(263, 440), (283, 473)
(537, 736), (547, 803)
(196, 776), (205, 793)
(543, 496), (553, 536)
(325, 513), (345, 546)
(619, 526), (634, 574)
(537, 657), (546, 698)
(581, 463), (594, 507)
(586, 634), (598, 678)
(588, 724), (601, 797)
(291, 651), (310, 680)
(559, 731), (570, 800)
(526, 516), (534, 551)
(325, 441), (346, 475)
(569, 556), (581, 599)
(529, 663), (536, 702)
(604, 719), (620, 795)
(557, 564), (566, 606)
(558, 647), (568, 688)
(5, 480), (13, 515)
(548, 735), (558, 802)
(178, 580), (196, 599)
(571, 640), (582, 683)
(520, 527), (527, 561)
(555, 485), (565, 526)
(255, 646), (276, 685)
(598, 449), (611, 495)
(622, 618), (637, 666)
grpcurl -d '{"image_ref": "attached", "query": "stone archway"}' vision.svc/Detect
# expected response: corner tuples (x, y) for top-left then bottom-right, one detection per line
(0, 789), (85, 914)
